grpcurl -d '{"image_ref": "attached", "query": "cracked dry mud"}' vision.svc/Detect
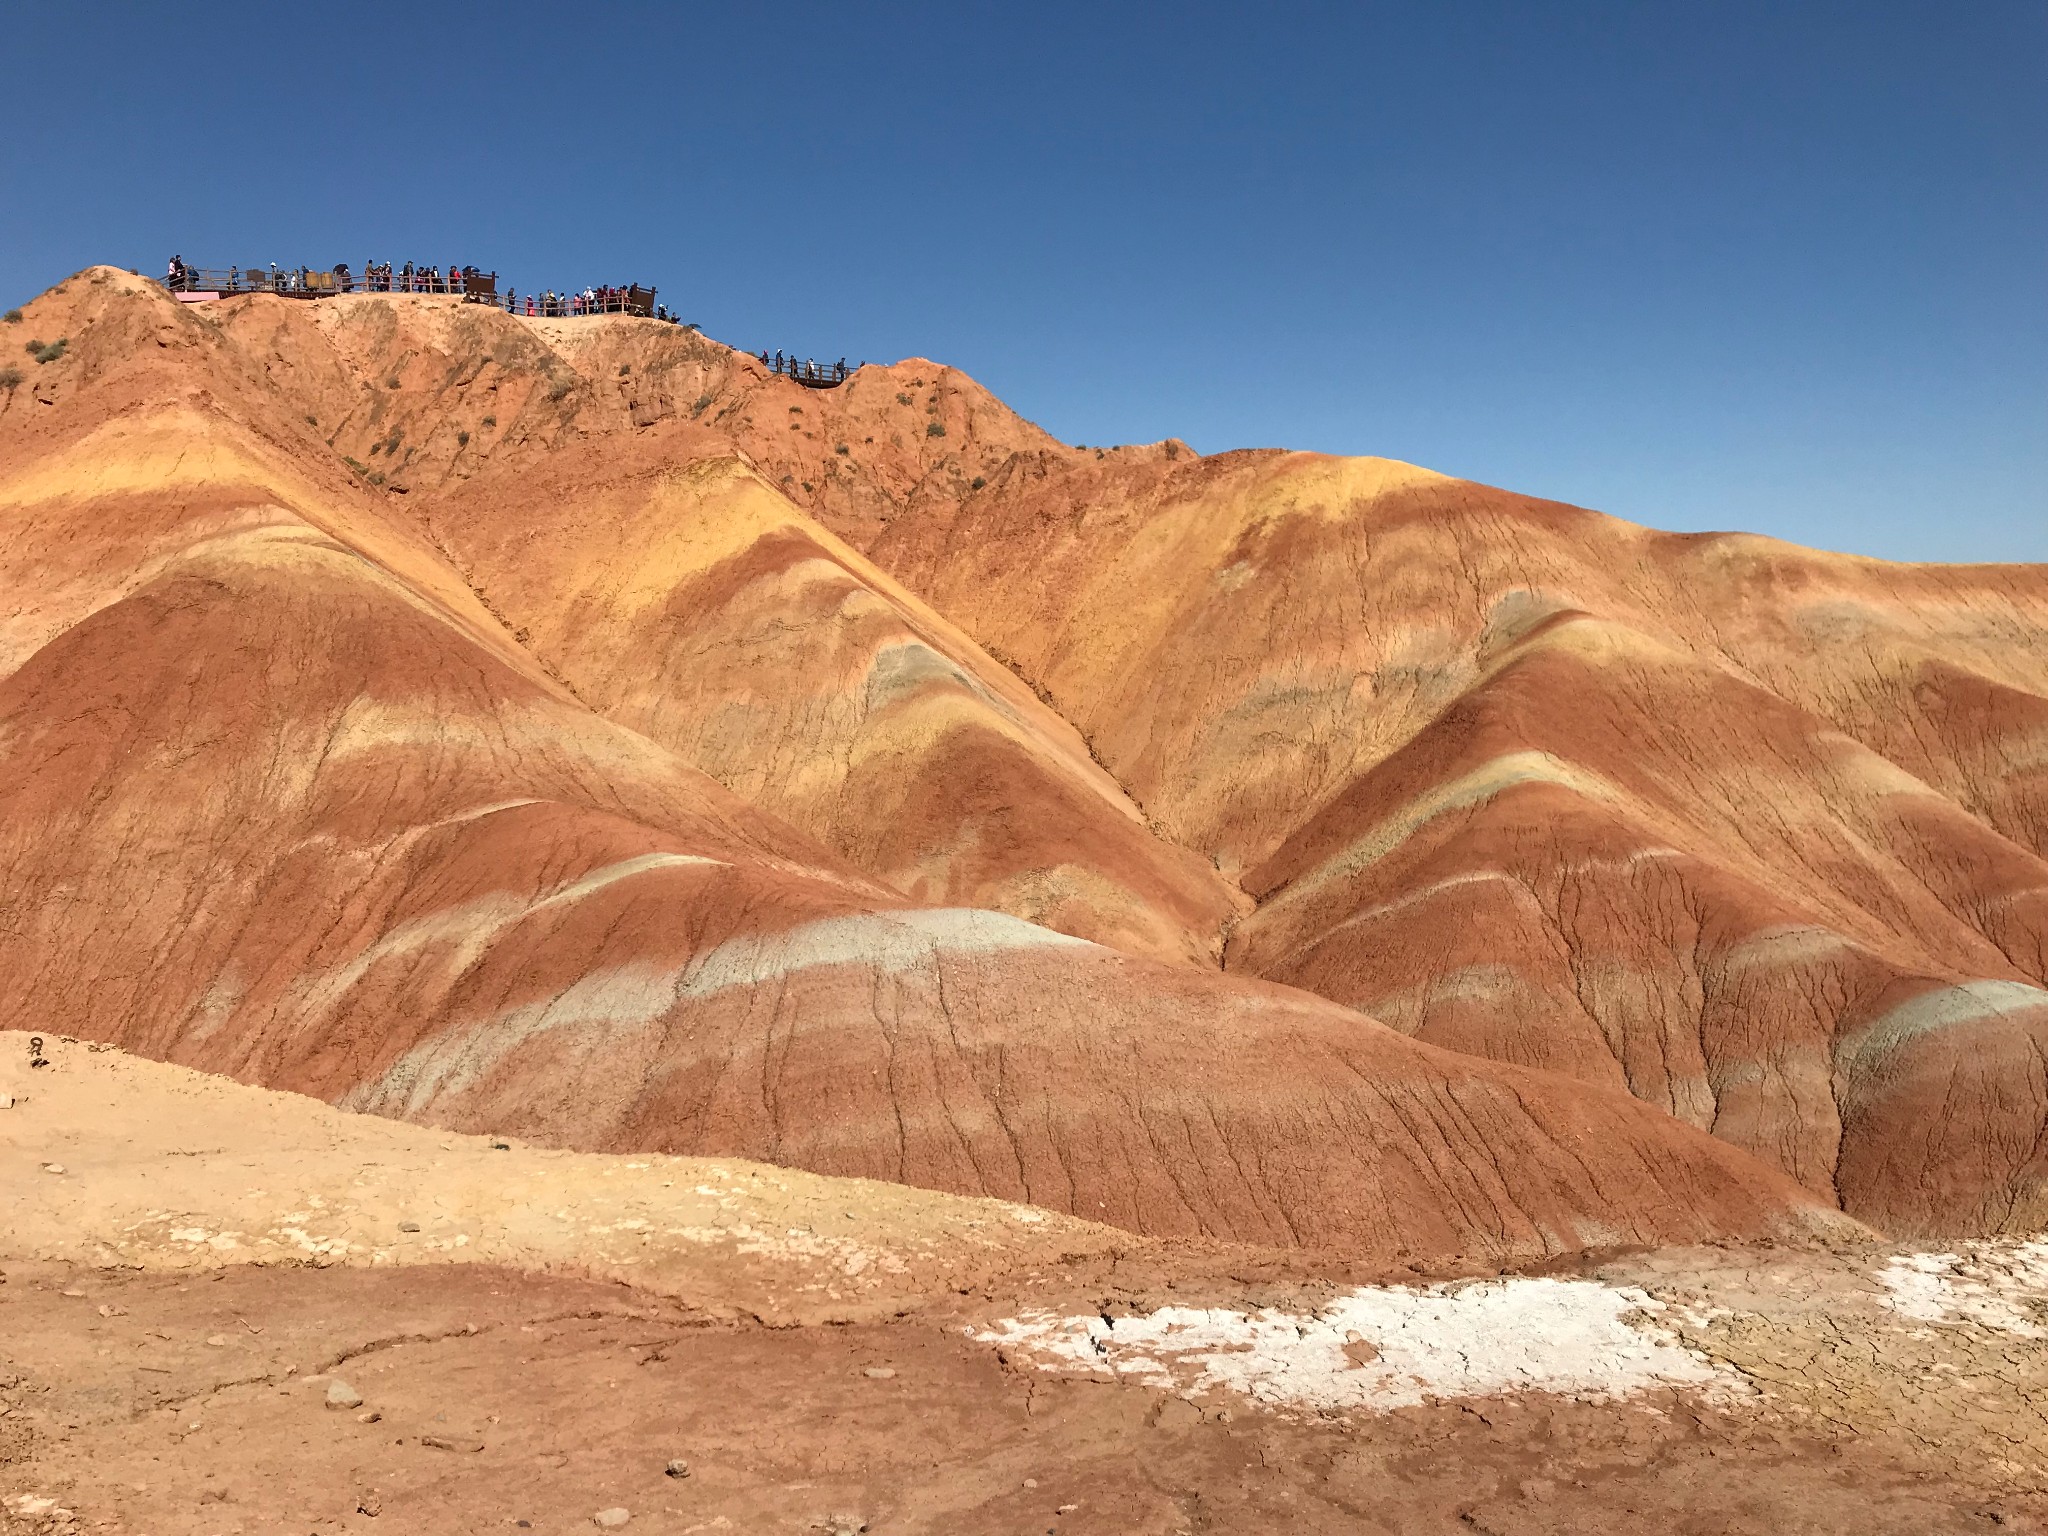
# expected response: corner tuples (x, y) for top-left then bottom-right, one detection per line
(4, 1039), (2046, 1533)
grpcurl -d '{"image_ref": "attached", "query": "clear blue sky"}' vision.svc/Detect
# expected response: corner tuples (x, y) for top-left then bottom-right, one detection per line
(4, 2), (2041, 561)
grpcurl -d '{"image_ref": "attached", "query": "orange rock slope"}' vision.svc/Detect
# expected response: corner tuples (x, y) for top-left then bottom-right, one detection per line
(865, 450), (2048, 1235)
(0, 266), (2038, 1258)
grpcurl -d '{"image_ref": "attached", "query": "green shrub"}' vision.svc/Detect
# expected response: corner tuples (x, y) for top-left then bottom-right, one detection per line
(386, 377), (401, 389)
(834, 444), (849, 455)
(343, 456), (369, 476)
(3, 309), (21, 323)
(547, 378), (573, 401)
(895, 392), (912, 406)
(970, 476), (985, 490)
(618, 364), (631, 376)
(788, 404), (802, 414)
(481, 414), (496, 427)
(368, 471), (386, 486)
(24, 339), (42, 355)
(683, 322), (700, 332)
(690, 394), (713, 417)
(0, 366), (20, 390)
(305, 414), (318, 427)
(925, 422), (946, 438)
(367, 441), (382, 455)
(456, 430), (470, 447)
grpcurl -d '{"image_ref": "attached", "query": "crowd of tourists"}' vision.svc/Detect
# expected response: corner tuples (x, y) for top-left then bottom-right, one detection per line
(163, 256), (489, 295)
(163, 255), (677, 320)
(516, 286), (646, 317)
(339, 260), (488, 294)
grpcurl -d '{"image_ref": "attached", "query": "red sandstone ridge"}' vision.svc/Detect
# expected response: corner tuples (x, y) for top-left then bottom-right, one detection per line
(1, 265), (2040, 1259)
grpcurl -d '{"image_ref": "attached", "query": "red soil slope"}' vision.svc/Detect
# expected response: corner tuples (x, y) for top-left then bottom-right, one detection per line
(0, 268), (1853, 1266)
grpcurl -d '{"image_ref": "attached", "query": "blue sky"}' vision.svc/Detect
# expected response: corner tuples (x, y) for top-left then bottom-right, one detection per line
(3, 2), (2041, 561)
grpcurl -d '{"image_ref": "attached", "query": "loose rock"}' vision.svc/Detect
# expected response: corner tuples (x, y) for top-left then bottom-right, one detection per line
(325, 1379), (363, 1410)
(593, 1509), (631, 1528)
(421, 1434), (484, 1453)
(664, 1459), (690, 1479)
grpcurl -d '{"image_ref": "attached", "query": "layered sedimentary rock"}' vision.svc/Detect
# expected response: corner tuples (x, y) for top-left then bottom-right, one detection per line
(860, 448), (2048, 1234)
(3, 266), (2043, 1252)
(188, 287), (1238, 964)
(0, 268), (1854, 1265)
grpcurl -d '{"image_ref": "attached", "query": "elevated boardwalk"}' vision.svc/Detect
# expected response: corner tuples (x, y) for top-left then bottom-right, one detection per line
(760, 354), (859, 389)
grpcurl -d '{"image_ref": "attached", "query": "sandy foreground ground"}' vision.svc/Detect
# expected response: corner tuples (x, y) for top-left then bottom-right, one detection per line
(4, 1031), (2046, 1534)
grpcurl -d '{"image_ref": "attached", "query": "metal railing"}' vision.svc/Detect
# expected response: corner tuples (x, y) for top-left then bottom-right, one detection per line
(510, 287), (657, 318)
(758, 353), (859, 387)
(163, 266), (496, 297)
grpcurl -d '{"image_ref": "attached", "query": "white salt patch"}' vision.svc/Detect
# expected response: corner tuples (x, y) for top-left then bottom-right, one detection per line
(977, 1276), (1740, 1414)
(1879, 1242), (2048, 1336)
